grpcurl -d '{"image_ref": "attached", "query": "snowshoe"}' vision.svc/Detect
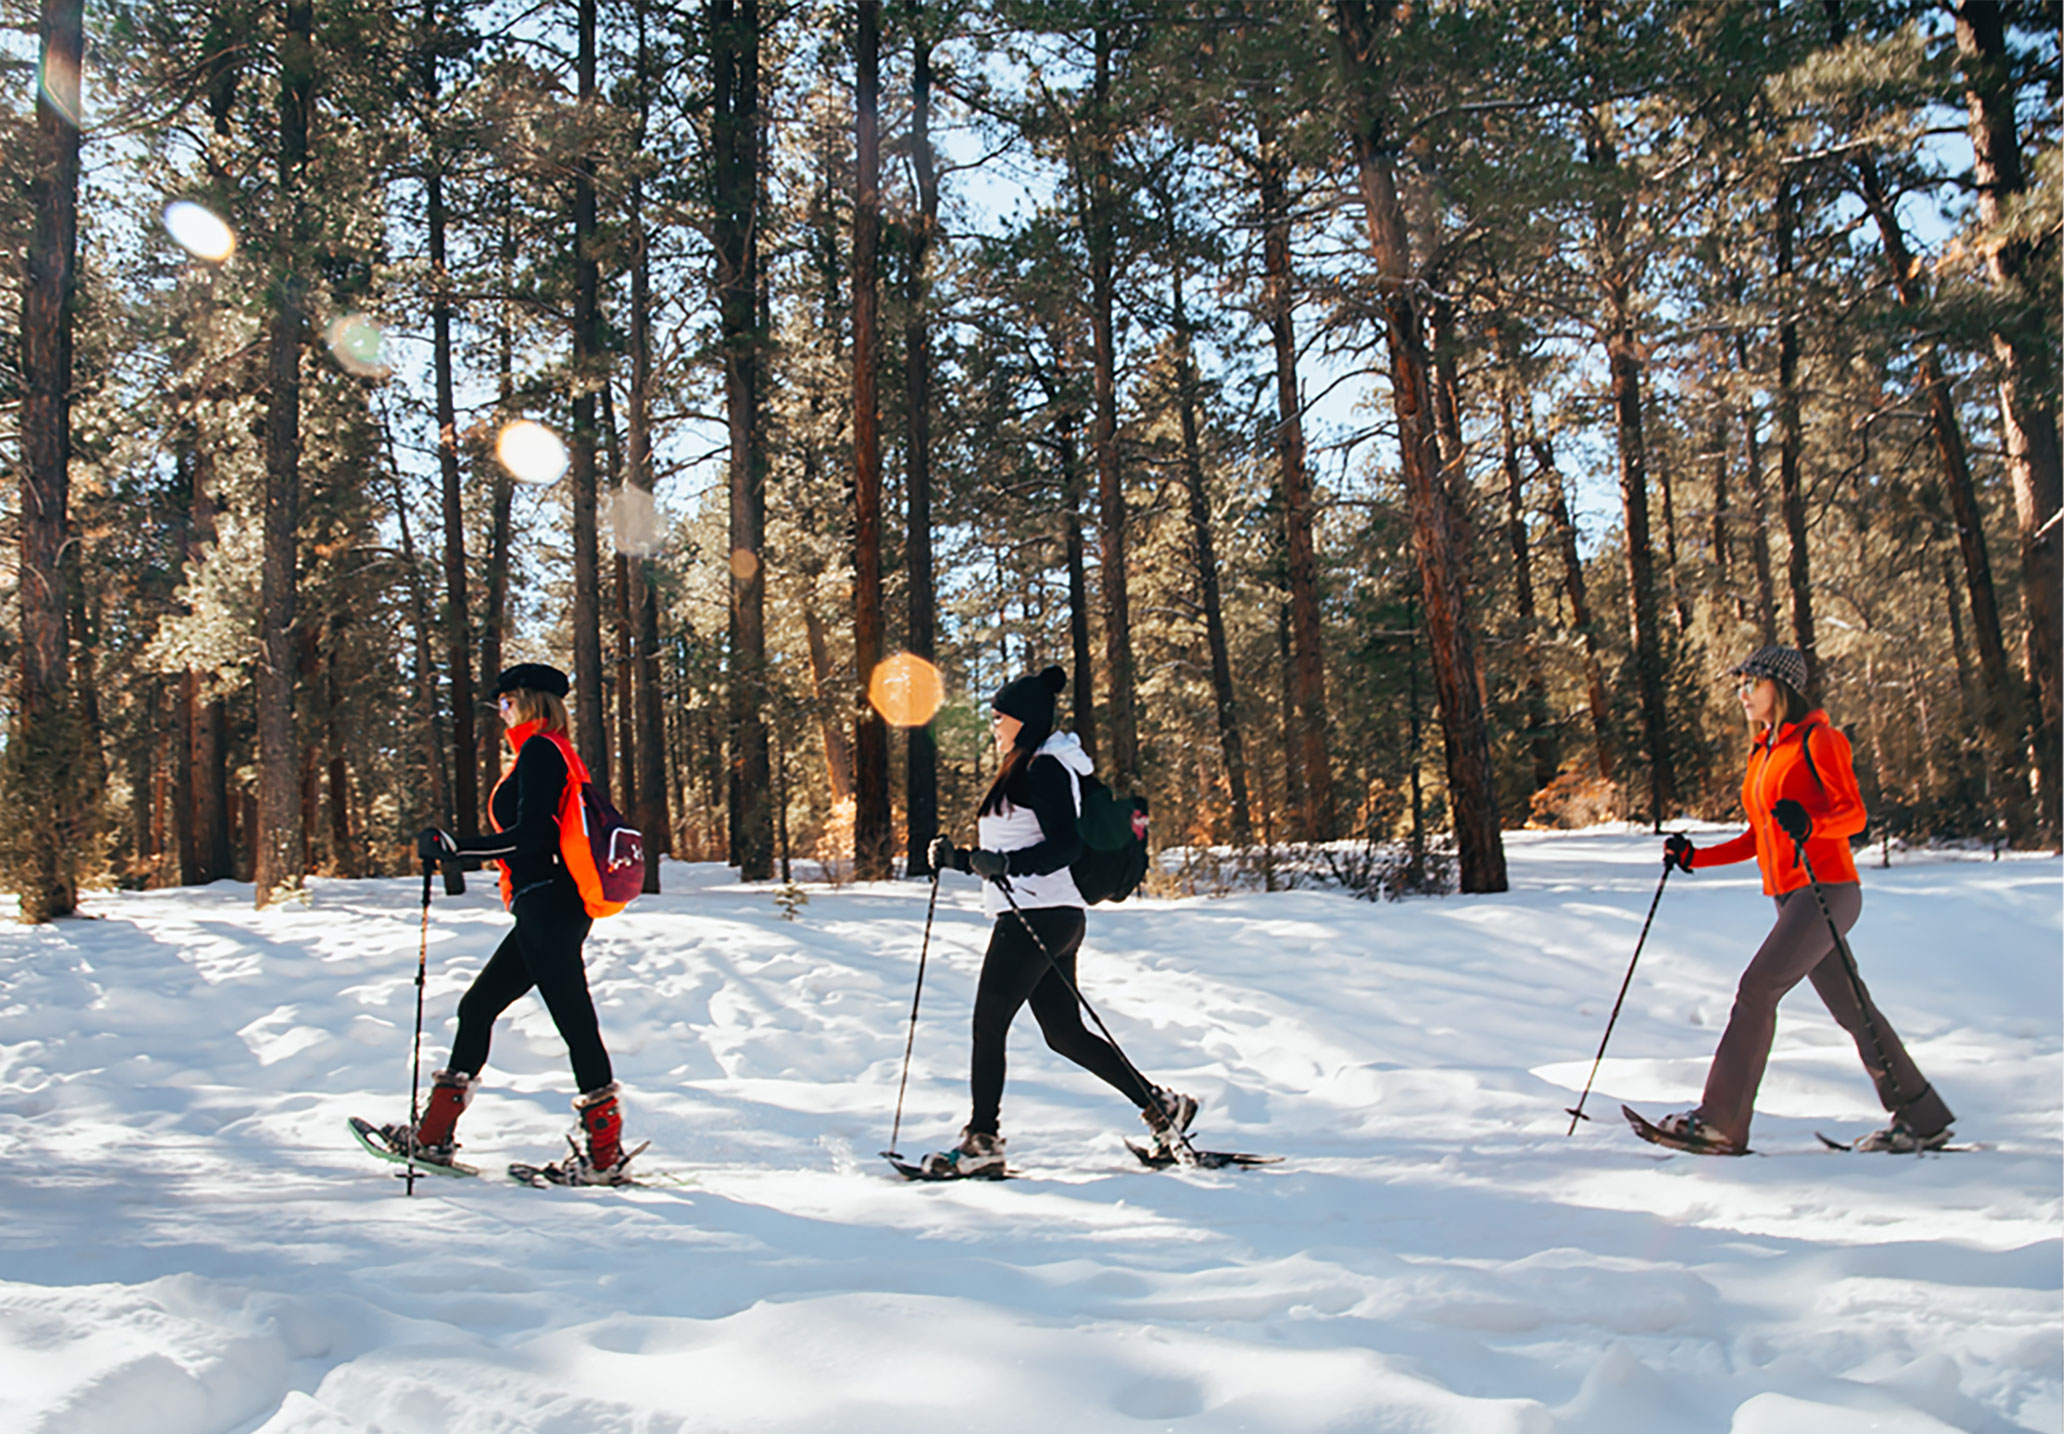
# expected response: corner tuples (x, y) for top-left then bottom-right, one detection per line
(508, 1133), (651, 1188)
(348, 1115), (479, 1177)
(893, 1128), (1010, 1181)
(1820, 1120), (1963, 1153)
(1123, 1138), (1280, 1171)
(1622, 1105), (1748, 1156)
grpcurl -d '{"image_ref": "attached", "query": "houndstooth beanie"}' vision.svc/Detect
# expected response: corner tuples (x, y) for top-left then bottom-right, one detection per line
(1731, 645), (1808, 694)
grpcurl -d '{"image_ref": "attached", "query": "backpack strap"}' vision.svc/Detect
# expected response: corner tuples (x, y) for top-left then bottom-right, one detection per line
(1797, 721), (1824, 791)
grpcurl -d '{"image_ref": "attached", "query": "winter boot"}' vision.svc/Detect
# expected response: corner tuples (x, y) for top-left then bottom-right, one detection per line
(373, 1069), (477, 1166)
(1852, 1117), (1953, 1153)
(532, 1083), (638, 1186)
(1140, 1086), (1200, 1158)
(919, 1127), (1007, 1178)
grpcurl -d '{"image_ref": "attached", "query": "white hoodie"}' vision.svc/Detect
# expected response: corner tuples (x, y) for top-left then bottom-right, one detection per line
(977, 731), (1094, 915)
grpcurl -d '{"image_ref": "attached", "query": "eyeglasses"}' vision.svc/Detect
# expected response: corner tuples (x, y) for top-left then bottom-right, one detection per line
(1735, 677), (1763, 696)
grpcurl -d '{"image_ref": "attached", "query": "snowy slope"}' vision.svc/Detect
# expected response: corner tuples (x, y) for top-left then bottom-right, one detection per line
(0, 829), (2055, 1434)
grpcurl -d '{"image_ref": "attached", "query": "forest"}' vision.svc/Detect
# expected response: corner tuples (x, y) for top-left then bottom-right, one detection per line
(3, 0), (2057, 921)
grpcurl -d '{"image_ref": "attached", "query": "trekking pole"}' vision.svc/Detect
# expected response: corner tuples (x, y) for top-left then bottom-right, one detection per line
(1565, 862), (1671, 1135)
(883, 869), (941, 1161)
(404, 856), (434, 1196)
(992, 877), (1201, 1165)
(1791, 837), (1901, 1098)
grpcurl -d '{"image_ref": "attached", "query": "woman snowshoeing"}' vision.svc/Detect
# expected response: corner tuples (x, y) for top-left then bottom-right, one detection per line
(919, 665), (1195, 1177)
(1644, 645), (1954, 1155)
(362, 663), (637, 1184)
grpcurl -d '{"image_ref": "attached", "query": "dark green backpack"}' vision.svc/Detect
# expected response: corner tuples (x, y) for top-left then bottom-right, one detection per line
(1072, 774), (1150, 904)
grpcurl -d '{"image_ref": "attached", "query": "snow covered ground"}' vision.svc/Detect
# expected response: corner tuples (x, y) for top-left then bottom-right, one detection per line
(0, 828), (2056, 1434)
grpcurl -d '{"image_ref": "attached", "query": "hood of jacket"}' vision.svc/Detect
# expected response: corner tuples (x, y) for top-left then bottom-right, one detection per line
(1035, 730), (1094, 780)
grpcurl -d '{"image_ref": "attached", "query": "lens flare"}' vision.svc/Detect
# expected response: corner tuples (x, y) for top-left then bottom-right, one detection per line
(609, 484), (664, 557)
(323, 313), (390, 379)
(495, 420), (569, 486)
(163, 201), (236, 263)
(868, 653), (946, 729)
(40, 52), (81, 128)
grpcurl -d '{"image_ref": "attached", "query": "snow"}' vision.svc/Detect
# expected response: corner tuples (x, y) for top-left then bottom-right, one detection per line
(0, 828), (2056, 1434)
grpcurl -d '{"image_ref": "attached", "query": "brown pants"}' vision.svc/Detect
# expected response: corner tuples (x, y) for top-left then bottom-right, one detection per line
(1697, 883), (1952, 1145)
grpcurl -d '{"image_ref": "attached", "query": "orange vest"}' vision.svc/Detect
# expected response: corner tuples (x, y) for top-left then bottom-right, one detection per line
(1693, 710), (1866, 895)
(489, 721), (630, 919)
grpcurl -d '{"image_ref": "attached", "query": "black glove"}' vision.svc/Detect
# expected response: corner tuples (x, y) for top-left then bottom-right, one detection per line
(1770, 799), (1812, 844)
(416, 827), (458, 863)
(967, 849), (1009, 882)
(925, 835), (960, 875)
(1663, 833), (1695, 873)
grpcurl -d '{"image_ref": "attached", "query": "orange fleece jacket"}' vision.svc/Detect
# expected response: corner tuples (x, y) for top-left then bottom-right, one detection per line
(1691, 711), (1866, 895)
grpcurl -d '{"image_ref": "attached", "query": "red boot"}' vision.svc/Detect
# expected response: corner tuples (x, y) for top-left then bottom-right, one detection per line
(373, 1069), (476, 1165)
(576, 1083), (625, 1174)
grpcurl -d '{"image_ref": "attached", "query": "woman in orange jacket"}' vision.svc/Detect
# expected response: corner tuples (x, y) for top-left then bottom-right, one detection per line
(1648, 646), (1954, 1154)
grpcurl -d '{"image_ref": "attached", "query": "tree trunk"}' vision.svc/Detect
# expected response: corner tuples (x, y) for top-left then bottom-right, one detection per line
(479, 193), (518, 800)
(15, 0), (85, 921)
(1773, 176), (1819, 696)
(1532, 428), (1616, 783)
(1708, 407), (1732, 614)
(1733, 372), (1781, 644)
(1170, 266), (1253, 846)
(568, 0), (608, 799)
(254, 0), (313, 908)
(388, 462), (455, 839)
(713, 0), (771, 878)
(190, 433), (232, 880)
(1499, 390), (1558, 791)
(1087, 26), (1139, 788)
(1955, 0), (2062, 841)
(1257, 121), (1332, 839)
(422, 4), (477, 836)
(1856, 151), (2032, 841)
(802, 605), (854, 801)
(850, 0), (891, 880)
(627, 135), (670, 885)
(1060, 422), (1098, 763)
(1334, 0), (1506, 891)
(1586, 91), (1675, 826)
(902, 13), (940, 877)
(323, 623), (356, 876)
(1652, 422), (1693, 633)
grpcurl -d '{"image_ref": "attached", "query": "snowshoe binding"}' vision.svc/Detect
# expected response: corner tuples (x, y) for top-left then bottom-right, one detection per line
(891, 1128), (1010, 1181)
(1830, 1118), (1958, 1153)
(508, 1133), (649, 1187)
(1622, 1105), (1748, 1156)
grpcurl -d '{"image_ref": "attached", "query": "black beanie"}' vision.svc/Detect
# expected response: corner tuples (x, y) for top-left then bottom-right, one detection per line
(991, 665), (1067, 748)
(495, 662), (571, 699)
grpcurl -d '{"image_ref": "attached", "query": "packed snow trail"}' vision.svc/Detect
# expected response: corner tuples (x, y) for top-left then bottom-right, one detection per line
(0, 830), (2055, 1433)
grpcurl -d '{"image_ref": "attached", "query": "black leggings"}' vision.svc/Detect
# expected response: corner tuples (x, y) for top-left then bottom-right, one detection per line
(447, 881), (612, 1093)
(968, 905), (1150, 1136)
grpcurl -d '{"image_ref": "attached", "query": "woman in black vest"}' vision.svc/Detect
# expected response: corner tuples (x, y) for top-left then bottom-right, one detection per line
(363, 664), (634, 1184)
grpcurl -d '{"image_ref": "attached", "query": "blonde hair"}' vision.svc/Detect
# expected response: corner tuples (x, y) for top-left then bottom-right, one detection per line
(505, 687), (570, 734)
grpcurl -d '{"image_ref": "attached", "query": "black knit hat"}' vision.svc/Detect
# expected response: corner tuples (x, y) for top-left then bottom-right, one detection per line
(1731, 645), (1807, 694)
(991, 665), (1068, 748)
(495, 662), (570, 699)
